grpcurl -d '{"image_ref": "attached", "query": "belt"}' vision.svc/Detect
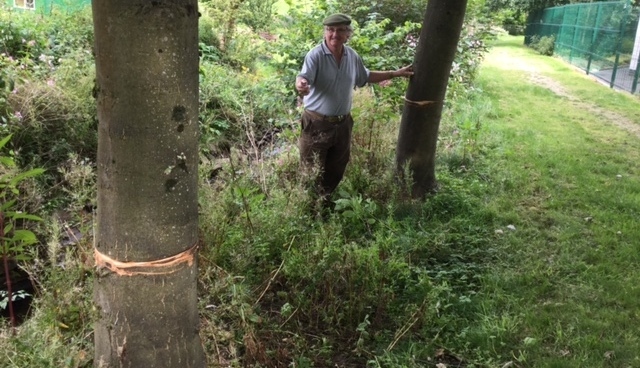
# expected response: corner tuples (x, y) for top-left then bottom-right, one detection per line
(304, 110), (348, 123)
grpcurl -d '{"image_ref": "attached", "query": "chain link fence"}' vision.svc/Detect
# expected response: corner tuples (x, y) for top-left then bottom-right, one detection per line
(525, 0), (640, 94)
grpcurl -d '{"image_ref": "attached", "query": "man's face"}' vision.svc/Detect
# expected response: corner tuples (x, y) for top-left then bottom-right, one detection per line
(324, 25), (350, 48)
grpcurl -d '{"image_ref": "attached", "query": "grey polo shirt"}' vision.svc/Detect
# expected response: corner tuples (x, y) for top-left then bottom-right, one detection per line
(298, 41), (370, 116)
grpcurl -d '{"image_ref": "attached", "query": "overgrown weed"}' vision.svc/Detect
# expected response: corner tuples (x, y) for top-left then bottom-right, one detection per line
(196, 93), (499, 366)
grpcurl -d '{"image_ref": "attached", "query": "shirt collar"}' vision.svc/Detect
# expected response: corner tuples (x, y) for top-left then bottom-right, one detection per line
(321, 41), (346, 57)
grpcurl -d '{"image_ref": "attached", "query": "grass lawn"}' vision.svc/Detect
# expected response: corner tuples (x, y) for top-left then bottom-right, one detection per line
(467, 34), (640, 367)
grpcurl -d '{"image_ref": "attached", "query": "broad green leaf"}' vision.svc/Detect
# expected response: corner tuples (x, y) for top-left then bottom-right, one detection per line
(0, 156), (15, 167)
(12, 229), (38, 244)
(0, 134), (12, 150)
(9, 168), (45, 186)
(1, 199), (17, 211)
(3, 223), (13, 234)
(11, 213), (43, 222)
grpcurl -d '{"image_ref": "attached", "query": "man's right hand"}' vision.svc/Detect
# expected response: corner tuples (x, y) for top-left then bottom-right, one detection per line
(296, 77), (310, 96)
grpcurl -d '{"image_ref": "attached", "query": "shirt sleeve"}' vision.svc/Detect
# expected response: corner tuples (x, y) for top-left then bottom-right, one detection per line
(354, 54), (370, 88)
(297, 51), (318, 85)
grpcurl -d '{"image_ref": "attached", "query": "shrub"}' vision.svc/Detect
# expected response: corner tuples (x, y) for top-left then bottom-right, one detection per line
(529, 35), (555, 56)
(446, 19), (495, 103)
(198, 62), (293, 157)
(496, 9), (526, 36)
(7, 79), (96, 184)
(0, 6), (96, 212)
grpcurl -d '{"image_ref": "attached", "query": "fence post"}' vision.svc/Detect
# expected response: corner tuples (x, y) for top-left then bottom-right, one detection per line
(568, 5), (581, 63)
(556, 7), (564, 52)
(586, 2), (604, 75)
(630, 0), (640, 93)
(611, 53), (621, 88)
(632, 64), (640, 93)
(610, 0), (632, 89)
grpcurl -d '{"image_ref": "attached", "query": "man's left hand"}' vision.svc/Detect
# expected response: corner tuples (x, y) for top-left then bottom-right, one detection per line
(394, 64), (414, 78)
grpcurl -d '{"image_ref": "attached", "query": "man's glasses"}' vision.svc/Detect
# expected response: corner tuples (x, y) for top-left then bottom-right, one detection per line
(325, 27), (350, 35)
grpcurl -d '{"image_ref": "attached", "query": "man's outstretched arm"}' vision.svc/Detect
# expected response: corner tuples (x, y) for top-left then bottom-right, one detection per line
(367, 64), (413, 84)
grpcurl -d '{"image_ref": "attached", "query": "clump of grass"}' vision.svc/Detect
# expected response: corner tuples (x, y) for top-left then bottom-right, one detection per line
(0, 263), (94, 368)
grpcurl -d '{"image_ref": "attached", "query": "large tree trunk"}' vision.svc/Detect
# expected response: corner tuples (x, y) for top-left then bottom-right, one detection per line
(395, 0), (468, 198)
(92, 1), (205, 367)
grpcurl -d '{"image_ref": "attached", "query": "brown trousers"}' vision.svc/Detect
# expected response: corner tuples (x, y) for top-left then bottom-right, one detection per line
(299, 110), (354, 199)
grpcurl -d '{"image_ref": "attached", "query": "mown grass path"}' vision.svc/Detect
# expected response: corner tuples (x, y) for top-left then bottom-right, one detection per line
(470, 35), (640, 367)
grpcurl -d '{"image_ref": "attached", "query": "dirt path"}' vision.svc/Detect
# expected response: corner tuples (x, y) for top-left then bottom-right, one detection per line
(528, 73), (640, 139)
(491, 48), (640, 139)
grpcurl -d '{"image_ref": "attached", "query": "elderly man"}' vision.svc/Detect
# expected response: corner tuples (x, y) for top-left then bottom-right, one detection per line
(295, 13), (413, 212)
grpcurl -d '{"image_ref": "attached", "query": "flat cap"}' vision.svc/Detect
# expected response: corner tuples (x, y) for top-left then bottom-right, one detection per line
(323, 13), (351, 26)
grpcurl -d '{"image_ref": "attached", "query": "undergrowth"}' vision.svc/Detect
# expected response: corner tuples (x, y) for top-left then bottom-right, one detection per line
(194, 83), (501, 367)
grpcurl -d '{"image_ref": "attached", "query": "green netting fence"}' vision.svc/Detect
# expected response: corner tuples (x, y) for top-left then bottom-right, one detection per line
(525, 0), (640, 94)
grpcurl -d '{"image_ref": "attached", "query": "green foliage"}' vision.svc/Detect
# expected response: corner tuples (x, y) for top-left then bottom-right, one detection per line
(348, 88), (402, 201)
(324, 0), (429, 29)
(0, 9), (96, 362)
(0, 6), (96, 212)
(0, 54), (19, 129)
(529, 34), (555, 55)
(198, 0), (276, 69)
(198, 13), (220, 49)
(497, 8), (527, 35)
(0, 133), (42, 334)
(447, 27), (493, 103)
(0, 134), (43, 260)
(487, 0), (571, 14)
(349, 18), (419, 72)
(0, 6), (93, 76)
(198, 62), (293, 156)
(0, 8), (45, 63)
(266, 2), (327, 75)
(201, 0), (277, 33)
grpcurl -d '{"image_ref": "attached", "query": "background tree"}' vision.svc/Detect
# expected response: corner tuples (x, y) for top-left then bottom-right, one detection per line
(395, 0), (469, 197)
(324, 0), (429, 28)
(92, 1), (205, 366)
(487, 0), (572, 15)
(486, 0), (572, 33)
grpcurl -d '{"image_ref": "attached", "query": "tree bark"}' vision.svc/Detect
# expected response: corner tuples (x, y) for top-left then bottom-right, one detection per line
(92, 1), (205, 367)
(395, 0), (468, 198)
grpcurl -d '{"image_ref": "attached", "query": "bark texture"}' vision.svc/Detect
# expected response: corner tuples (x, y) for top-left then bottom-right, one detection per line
(395, 0), (468, 198)
(92, 1), (204, 366)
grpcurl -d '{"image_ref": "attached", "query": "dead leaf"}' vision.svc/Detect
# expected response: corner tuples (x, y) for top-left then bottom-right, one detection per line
(604, 351), (615, 359)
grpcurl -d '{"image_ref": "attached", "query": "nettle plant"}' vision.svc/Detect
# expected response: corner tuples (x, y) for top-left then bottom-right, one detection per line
(0, 134), (43, 331)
